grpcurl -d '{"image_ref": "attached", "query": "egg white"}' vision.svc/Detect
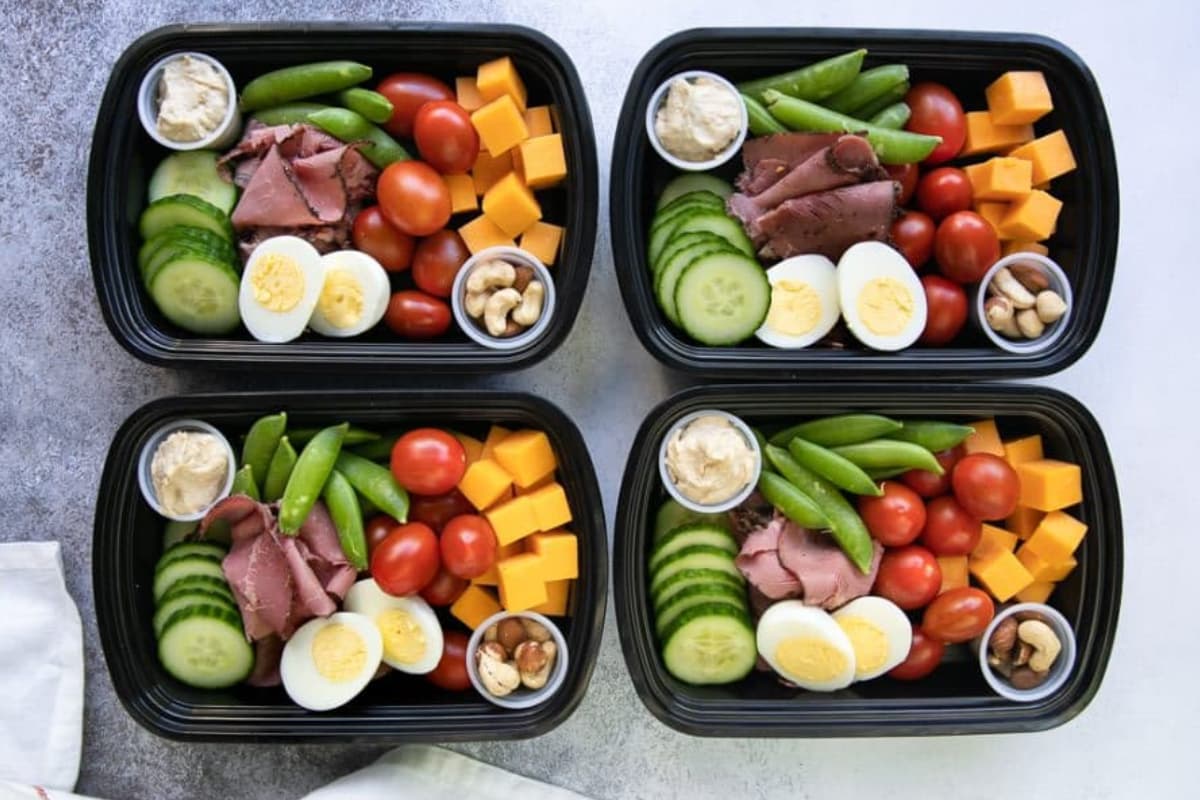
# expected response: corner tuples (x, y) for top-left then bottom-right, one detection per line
(308, 250), (391, 338)
(280, 612), (382, 712)
(755, 254), (840, 349)
(342, 578), (444, 674)
(239, 235), (326, 343)
(837, 241), (927, 351)
(756, 600), (856, 692)
(832, 596), (913, 681)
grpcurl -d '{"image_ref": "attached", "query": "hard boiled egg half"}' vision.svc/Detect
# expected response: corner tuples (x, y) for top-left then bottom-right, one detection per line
(239, 235), (326, 343)
(837, 241), (927, 351)
(281, 611), (382, 711)
(309, 250), (391, 337)
(831, 596), (912, 681)
(756, 601), (856, 691)
(755, 255), (840, 348)
(343, 578), (444, 674)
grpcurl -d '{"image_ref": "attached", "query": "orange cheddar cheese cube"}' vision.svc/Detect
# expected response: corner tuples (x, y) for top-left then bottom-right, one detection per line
(516, 134), (567, 189)
(524, 105), (554, 137)
(485, 495), (540, 546)
(482, 172), (542, 238)
(937, 555), (969, 594)
(471, 94), (529, 157)
(1003, 434), (1044, 467)
(998, 190), (1062, 241)
(481, 425), (512, 459)
(986, 71), (1053, 125)
(497, 552), (548, 611)
(1002, 240), (1050, 257)
(451, 584), (502, 630)
(528, 531), (578, 581)
(454, 432), (485, 465)
(1006, 506), (1045, 540)
(456, 76), (485, 111)
(471, 149), (513, 196)
(974, 201), (1010, 237)
(961, 111), (1034, 157)
(492, 429), (558, 488)
(520, 221), (564, 266)
(969, 548), (1034, 602)
(971, 157), (1033, 201)
(1024, 510), (1087, 562)
(1016, 460), (1083, 511)
(1016, 545), (1077, 582)
(1016, 581), (1055, 605)
(972, 523), (1019, 560)
(963, 162), (988, 195)
(477, 56), (528, 112)
(473, 540), (524, 586)
(458, 458), (514, 511)
(443, 174), (478, 214)
(458, 214), (515, 254)
(526, 483), (573, 531)
(964, 419), (1005, 457)
(531, 579), (571, 616)
(1008, 130), (1076, 184)
(515, 474), (555, 496)
(487, 485), (515, 510)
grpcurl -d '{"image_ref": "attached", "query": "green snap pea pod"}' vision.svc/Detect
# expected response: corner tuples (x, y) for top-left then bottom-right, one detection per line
(769, 414), (902, 448)
(240, 61), (373, 112)
(262, 436), (298, 503)
(742, 93), (786, 136)
(757, 471), (829, 530)
(787, 437), (882, 497)
(887, 421), (974, 452)
(288, 425), (380, 447)
(251, 102), (330, 126)
(306, 107), (411, 168)
(358, 493), (381, 518)
(323, 469), (368, 570)
(334, 451), (410, 524)
(738, 49), (867, 103)
(334, 88), (394, 124)
(868, 102), (911, 131)
(241, 412), (287, 489)
(230, 464), (260, 501)
(762, 90), (941, 165)
(750, 427), (774, 472)
(822, 64), (910, 114)
(832, 440), (944, 475)
(764, 445), (874, 574)
(865, 465), (910, 481)
(349, 431), (402, 463)
(279, 424), (348, 534)
(853, 79), (910, 120)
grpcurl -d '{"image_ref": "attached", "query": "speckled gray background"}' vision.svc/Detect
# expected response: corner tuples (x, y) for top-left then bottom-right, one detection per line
(1, 0), (1195, 797)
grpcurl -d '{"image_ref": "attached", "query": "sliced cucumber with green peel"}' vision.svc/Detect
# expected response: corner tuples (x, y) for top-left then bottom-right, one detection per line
(649, 545), (742, 596)
(660, 603), (757, 685)
(149, 255), (241, 335)
(667, 211), (755, 258)
(154, 594), (237, 638)
(652, 498), (728, 541)
(655, 243), (737, 326)
(148, 151), (238, 214)
(656, 189), (725, 218)
(648, 201), (725, 266)
(157, 541), (228, 571)
(157, 605), (253, 689)
(139, 195), (234, 244)
(153, 556), (228, 602)
(652, 231), (731, 275)
(139, 226), (238, 276)
(657, 174), (734, 209)
(649, 523), (738, 574)
(674, 252), (771, 345)
(162, 520), (199, 549)
(656, 589), (747, 637)
(158, 575), (235, 606)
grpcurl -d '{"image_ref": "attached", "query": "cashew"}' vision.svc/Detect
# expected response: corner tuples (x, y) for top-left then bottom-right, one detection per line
(986, 296), (1021, 338)
(511, 281), (545, 327)
(476, 645), (521, 697)
(1036, 290), (1068, 324)
(464, 260), (516, 319)
(1009, 262), (1051, 293)
(1016, 308), (1045, 338)
(484, 288), (523, 336)
(517, 640), (557, 690)
(1018, 620), (1062, 672)
(991, 267), (1037, 309)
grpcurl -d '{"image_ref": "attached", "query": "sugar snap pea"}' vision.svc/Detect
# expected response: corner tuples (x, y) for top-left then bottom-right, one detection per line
(749, 427), (773, 471)
(787, 437), (882, 497)
(240, 61), (372, 112)
(865, 466), (910, 481)
(306, 107), (411, 168)
(288, 425), (380, 447)
(262, 435), (297, 503)
(833, 440), (943, 475)
(738, 49), (866, 103)
(279, 423), (348, 534)
(742, 93), (786, 136)
(868, 102), (911, 131)
(823, 64), (910, 115)
(349, 431), (402, 462)
(230, 464), (260, 501)
(334, 88), (393, 124)
(251, 102), (330, 126)
(241, 412), (286, 489)
(334, 451), (409, 524)
(323, 469), (367, 570)
(886, 421), (974, 453)
(854, 80), (911, 120)
(769, 414), (902, 448)
(757, 471), (829, 530)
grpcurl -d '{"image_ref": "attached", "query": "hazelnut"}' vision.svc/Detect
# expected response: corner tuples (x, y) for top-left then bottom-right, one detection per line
(497, 617), (528, 652)
(1008, 666), (1049, 690)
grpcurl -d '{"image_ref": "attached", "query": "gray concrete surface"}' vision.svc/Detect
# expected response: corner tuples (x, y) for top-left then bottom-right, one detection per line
(1, 0), (1195, 798)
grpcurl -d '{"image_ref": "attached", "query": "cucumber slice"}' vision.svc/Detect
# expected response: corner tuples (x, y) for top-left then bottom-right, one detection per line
(674, 252), (771, 345)
(139, 226), (238, 275)
(157, 541), (228, 571)
(656, 587), (748, 636)
(162, 519), (199, 549)
(649, 523), (738, 574)
(668, 211), (755, 258)
(153, 594), (237, 638)
(649, 545), (742, 596)
(657, 174), (735, 209)
(158, 575), (235, 606)
(651, 568), (746, 610)
(157, 604), (254, 689)
(652, 498), (728, 541)
(153, 556), (228, 602)
(142, 241), (235, 290)
(648, 201), (726, 266)
(652, 231), (731, 275)
(149, 255), (241, 335)
(139, 195), (234, 244)
(655, 242), (737, 326)
(148, 151), (238, 214)
(661, 603), (757, 685)
(656, 190), (725, 218)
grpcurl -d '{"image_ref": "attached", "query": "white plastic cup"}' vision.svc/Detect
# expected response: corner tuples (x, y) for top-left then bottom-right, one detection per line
(450, 246), (557, 351)
(137, 418), (236, 522)
(658, 409), (762, 514)
(645, 70), (748, 172)
(465, 611), (569, 709)
(138, 52), (242, 151)
(977, 602), (1077, 703)
(973, 252), (1073, 355)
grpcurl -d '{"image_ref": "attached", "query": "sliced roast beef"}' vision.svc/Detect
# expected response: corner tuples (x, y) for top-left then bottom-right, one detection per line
(777, 523), (882, 609)
(230, 145), (325, 230)
(221, 523), (295, 641)
(734, 516), (802, 600)
(736, 158), (790, 195)
(741, 132), (841, 172)
(756, 180), (897, 261)
(237, 222), (352, 261)
(298, 501), (357, 600)
(246, 635), (284, 687)
(728, 491), (774, 544)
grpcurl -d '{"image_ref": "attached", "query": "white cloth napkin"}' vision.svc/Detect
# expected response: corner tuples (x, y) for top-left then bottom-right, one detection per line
(0, 542), (85, 791)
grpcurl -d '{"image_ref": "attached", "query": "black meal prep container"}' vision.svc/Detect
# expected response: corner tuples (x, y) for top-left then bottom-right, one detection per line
(88, 23), (598, 371)
(610, 29), (1119, 378)
(93, 390), (607, 741)
(615, 383), (1121, 736)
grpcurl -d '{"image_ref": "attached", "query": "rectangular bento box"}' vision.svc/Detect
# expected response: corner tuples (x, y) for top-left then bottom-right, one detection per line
(614, 383), (1121, 736)
(93, 390), (606, 741)
(88, 23), (597, 370)
(610, 29), (1118, 378)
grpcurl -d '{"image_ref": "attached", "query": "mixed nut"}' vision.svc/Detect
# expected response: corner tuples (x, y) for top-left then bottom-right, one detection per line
(476, 616), (559, 697)
(463, 259), (546, 338)
(987, 611), (1064, 690)
(985, 261), (1069, 341)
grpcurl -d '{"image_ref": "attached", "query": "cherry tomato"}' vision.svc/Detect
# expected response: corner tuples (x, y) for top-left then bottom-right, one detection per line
(888, 625), (945, 681)
(901, 445), (965, 497)
(905, 82), (966, 165)
(365, 514), (399, 559)
(440, 514), (498, 580)
(426, 630), (471, 691)
(873, 544), (942, 610)
(413, 100), (480, 175)
(409, 488), (475, 532)
(351, 206), (414, 272)
(420, 566), (469, 607)
(858, 481), (927, 547)
(383, 290), (451, 339)
(371, 522), (440, 596)
(952, 453), (1021, 521)
(935, 211), (1000, 284)
(412, 230), (471, 298)
(376, 72), (454, 138)
(920, 495), (982, 556)
(921, 587), (995, 643)
(916, 167), (973, 221)
(390, 428), (467, 496)
(919, 274), (968, 345)
(886, 163), (919, 206)
(377, 161), (452, 237)
(890, 210), (935, 269)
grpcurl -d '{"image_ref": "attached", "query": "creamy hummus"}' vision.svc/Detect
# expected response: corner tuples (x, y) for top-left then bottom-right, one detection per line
(150, 430), (229, 516)
(654, 77), (741, 162)
(665, 415), (756, 505)
(156, 55), (229, 142)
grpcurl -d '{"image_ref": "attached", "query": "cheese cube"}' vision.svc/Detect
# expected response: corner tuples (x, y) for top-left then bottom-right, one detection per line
(528, 531), (578, 581)
(1003, 435), (1044, 467)
(937, 555), (969, 594)
(450, 584), (502, 630)
(970, 549), (1035, 602)
(472, 540), (524, 586)
(964, 419), (1005, 457)
(458, 214), (515, 255)
(986, 71), (1053, 125)
(531, 579), (571, 616)
(456, 76), (485, 111)
(481, 425), (512, 459)
(972, 523), (1019, 559)
(471, 149), (513, 196)
(454, 432), (485, 465)
(485, 495), (540, 546)
(471, 94), (529, 157)
(963, 162), (988, 196)
(1016, 545), (1077, 582)
(458, 458), (514, 511)
(519, 221), (564, 266)
(492, 429), (558, 487)
(487, 485), (515, 510)
(1002, 240), (1050, 257)
(443, 174), (478, 213)
(527, 484), (572, 531)
(971, 157), (1033, 201)
(974, 201), (1010, 237)
(516, 134), (567, 190)
(1016, 459), (1083, 511)
(477, 56), (528, 112)
(961, 111), (1034, 156)
(1016, 581), (1055, 605)
(524, 105), (554, 137)
(1024, 510), (1087, 562)
(998, 190), (1062, 241)
(515, 475), (555, 496)
(497, 553), (548, 611)
(1006, 506), (1045, 540)
(1008, 130), (1077, 184)
(482, 172), (542, 238)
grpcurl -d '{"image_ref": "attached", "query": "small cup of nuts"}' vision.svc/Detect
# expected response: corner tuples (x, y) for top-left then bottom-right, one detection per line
(451, 246), (557, 351)
(975, 253), (1073, 354)
(466, 611), (569, 709)
(977, 602), (1077, 703)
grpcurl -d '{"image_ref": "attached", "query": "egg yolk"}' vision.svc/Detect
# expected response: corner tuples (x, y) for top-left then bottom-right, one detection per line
(376, 609), (426, 665)
(856, 277), (913, 336)
(837, 616), (888, 678)
(775, 636), (849, 682)
(766, 279), (822, 336)
(311, 623), (367, 682)
(317, 269), (365, 329)
(251, 252), (305, 312)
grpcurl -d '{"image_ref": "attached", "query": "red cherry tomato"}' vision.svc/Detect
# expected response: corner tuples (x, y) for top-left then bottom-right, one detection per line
(935, 211), (1000, 284)
(916, 167), (973, 221)
(888, 625), (945, 681)
(365, 514), (399, 559)
(858, 481), (927, 547)
(390, 428), (467, 496)
(886, 163), (919, 206)
(922, 587), (995, 643)
(383, 290), (452, 339)
(901, 445), (965, 497)
(873, 544), (942, 610)
(919, 274), (969, 345)
(426, 630), (472, 691)
(420, 567), (469, 607)
(352, 206), (414, 272)
(952, 453), (1021, 521)
(412, 230), (471, 298)
(376, 72), (454, 138)
(377, 161), (452, 237)
(370, 522), (440, 596)
(905, 82), (966, 165)
(440, 514), (498, 580)
(409, 488), (475, 532)
(890, 210), (935, 269)
(413, 100), (480, 175)
(920, 495), (983, 556)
